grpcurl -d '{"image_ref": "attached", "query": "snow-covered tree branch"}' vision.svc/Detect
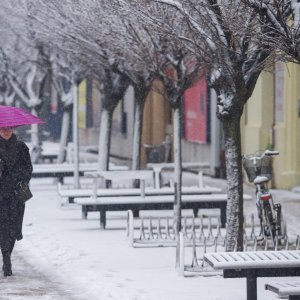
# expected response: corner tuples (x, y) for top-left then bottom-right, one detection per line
(122, 0), (275, 251)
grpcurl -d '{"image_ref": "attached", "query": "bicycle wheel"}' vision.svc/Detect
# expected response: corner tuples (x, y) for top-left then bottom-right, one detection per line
(263, 201), (276, 244)
(278, 207), (287, 238)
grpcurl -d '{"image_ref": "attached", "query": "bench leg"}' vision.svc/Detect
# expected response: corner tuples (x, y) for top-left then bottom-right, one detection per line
(220, 206), (226, 228)
(82, 206), (88, 219)
(193, 208), (198, 217)
(100, 210), (106, 229)
(246, 275), (257, 300)
(133, 210), (139, 218)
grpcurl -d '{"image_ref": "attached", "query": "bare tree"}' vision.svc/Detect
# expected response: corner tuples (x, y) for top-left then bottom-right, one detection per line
(244, 1), (300, 63)
(41, 0), (157, 172)
(0, 50), (15, 106)
(0, 0), (49, 162)
(115, 2), (204, 267)
(29, 0), (131, 172)
(124, 0), (275, 251)
(103, 15), (157, 171)
(50, 51), (87, 164)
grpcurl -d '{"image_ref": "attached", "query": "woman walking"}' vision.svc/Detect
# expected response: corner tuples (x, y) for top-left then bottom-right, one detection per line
(0, 126), (33, 276)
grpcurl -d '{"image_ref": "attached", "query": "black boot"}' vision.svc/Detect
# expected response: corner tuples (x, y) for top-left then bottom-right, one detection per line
(2, 252), (12, 276)
(1, 240), (15, 275)
(9, 240), (15, 255)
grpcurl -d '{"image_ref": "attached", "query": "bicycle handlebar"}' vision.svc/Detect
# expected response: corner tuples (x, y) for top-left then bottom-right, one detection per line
(264, 150), (279, 156)
(242, 150), (279, 161)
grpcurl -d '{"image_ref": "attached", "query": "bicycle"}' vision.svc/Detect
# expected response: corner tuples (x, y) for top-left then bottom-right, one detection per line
(242, 150), (286, 246)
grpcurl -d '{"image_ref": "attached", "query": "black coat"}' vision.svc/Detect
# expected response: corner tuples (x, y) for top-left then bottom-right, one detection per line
(0, 134), (33, 251)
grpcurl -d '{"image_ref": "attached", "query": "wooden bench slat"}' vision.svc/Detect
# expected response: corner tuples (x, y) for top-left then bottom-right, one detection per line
(265, 281), (300, 297)
(242, 252), (258, 262)
(204, 251), (300, 269)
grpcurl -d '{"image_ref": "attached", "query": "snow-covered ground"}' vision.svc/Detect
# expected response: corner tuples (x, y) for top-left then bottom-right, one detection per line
(5, 173), (300, 300)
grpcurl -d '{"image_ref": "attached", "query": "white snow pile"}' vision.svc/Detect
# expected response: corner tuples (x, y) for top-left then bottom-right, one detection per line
(12, 176), (300, 300)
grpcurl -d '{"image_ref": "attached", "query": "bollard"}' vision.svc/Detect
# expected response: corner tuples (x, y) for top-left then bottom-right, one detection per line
(178, 232), (185, 277)
(127, 210), (134, 247)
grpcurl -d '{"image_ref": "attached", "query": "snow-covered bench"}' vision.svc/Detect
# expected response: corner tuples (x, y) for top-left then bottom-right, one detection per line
(204, 251), (300, 300)
(74, 193), (230, 229)
(65, 143), (99, 163)
(70, 170), (251, 228)
(265, 281), (300, 299)
(147, 162), (210, 188)
(32, 163), (128, 183)
(70, 170), (226, 226)
(57, 183), (222, 204)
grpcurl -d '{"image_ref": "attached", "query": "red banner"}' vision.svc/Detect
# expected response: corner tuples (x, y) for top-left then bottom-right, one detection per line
(184, 76), (207, 143)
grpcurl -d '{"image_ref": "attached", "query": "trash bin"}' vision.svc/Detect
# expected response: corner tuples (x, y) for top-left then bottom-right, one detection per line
(144, 144), (166, 163)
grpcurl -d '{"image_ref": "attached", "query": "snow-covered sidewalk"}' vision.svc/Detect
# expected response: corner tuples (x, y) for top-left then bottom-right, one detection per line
(8, 174), (300, 300)
(1, 251), (82, 300)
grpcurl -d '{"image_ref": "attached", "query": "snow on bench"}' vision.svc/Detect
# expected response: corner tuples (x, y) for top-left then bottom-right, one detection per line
(85, 169), (155, 181)
(74, 193), (233, 228)
(75, 193), (231, 205)
(205, 251), (300, 269)
(32, 163), (128, 182)
(68, 170), (250, 229)
(74, 194), (229, 229)
(57, 183), (223, 204)
(204, 251), (300, 300)
(265, 281), (300, 299)
(66, 143), (99, 163)
(85, 170), (157, 192)
(147, 162), (210, 188)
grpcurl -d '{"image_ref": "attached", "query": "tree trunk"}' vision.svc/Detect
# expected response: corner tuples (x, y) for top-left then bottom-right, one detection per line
(72, 84), (80, 188)
(223, 117), (244, 252)
(131, 100), (144, 171)
(173, 107), (183, 268)
(97, 108), (113, 171)
(57, 108), (71, 164)
(30, 108), (40, 164)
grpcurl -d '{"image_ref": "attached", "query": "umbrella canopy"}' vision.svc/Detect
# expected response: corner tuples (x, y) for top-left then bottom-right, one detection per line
(0, 105), (45, 128)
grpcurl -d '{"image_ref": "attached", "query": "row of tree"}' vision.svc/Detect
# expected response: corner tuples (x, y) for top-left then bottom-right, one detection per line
(1, 0), (300, 253)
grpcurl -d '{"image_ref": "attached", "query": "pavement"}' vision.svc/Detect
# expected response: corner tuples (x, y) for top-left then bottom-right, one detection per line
(0, 252), (83, 300)
(1, 172), (300, 299)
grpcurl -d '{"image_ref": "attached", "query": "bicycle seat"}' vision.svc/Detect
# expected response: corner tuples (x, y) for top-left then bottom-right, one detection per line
(254, 176), (269, 184)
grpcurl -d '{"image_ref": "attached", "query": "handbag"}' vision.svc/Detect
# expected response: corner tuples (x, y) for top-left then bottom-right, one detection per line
(14, 181), (33, 203)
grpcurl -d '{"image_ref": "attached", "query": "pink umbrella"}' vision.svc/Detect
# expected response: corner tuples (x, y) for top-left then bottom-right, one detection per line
(0, 105), (45, 128)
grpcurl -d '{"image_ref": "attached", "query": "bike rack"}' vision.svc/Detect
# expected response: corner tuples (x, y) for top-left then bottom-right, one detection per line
(126, 210), (225, 248)
(126, 210), (295, 277)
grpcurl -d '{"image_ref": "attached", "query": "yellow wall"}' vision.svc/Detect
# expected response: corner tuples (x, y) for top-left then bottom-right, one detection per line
(243, 63), (300, 189)
(78, 80), (87, 129)
(274, 63), (300, 188)
(141, 80), (171, 166)
(243, 71), (274, 156)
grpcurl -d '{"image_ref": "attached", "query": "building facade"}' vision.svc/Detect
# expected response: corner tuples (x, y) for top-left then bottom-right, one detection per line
(74, 62), (300, 189)
(243, 62), (300, 189)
